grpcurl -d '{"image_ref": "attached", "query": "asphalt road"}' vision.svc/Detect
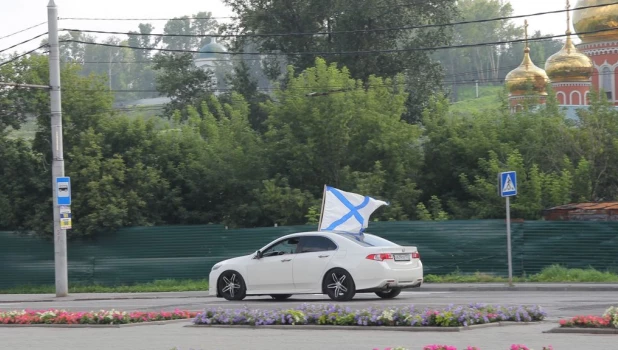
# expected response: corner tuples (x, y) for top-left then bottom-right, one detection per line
(2, 289), (617, 350)
(1, 289), (616, 319)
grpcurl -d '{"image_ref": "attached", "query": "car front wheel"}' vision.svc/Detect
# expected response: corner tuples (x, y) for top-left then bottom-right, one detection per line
(217, 270), (247, 301)
(375, 288), (402, 299)
(323, 268), (356, 301)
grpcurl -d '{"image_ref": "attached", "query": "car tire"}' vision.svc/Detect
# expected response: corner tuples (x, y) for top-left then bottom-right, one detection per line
(375, 288), (402, 299)
(323, 268), (356, 301)
(270, 294), (293, 300)
(217, 270), (247, 301)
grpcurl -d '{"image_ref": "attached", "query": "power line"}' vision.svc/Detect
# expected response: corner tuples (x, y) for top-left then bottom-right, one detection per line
(0, 33), (48, 54)
(58, 1), (618, 39)
(58, 65), (618, 96)
(0, 46), (48, 68)
(58, 26), (618, 57)
(0, 21), (47, 41)
(60, 16), (222, 21)
(76, 59), (264, 63)
(58, 0), (430, 21)
(56, 1), (618, 28)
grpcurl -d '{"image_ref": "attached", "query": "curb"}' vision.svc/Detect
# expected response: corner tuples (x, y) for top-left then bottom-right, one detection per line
(0, 318), (192, 328)
(412, 285), (618, 292)
(185, 321), (542, 332)
(543, 327), (618, 334)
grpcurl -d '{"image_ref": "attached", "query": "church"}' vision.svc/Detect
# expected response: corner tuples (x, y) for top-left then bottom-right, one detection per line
(505, 0), (618, 113)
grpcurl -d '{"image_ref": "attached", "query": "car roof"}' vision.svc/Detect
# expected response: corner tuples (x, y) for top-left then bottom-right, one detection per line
(280, 231), (379, 240)
(285, 230), (367, 236)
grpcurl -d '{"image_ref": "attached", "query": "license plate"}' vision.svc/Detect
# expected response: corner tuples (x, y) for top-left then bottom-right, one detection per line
(393, 254), (410, 261)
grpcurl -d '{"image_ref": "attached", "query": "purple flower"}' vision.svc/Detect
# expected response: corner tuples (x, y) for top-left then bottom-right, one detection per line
(192, 303), (546, 328)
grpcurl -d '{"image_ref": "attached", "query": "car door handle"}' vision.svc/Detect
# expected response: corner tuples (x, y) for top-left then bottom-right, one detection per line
(281, 259), (292, 262)
(318, 255), (329, 258)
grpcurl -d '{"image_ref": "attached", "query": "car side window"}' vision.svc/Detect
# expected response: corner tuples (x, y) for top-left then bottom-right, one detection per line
(261, 237), (300, 257)
(298, 236), (337, 253)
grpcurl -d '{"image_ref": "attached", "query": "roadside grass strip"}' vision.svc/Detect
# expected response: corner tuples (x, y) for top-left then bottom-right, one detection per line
(544, 306), (618, 334)
(4, 265), (618, 294)
(188, 303), (546, 332)
(0, 309), (198, 327)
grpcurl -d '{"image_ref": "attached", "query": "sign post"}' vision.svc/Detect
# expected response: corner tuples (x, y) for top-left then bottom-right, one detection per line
(499, 171), (517, 287)
(56, 177), (72, 229)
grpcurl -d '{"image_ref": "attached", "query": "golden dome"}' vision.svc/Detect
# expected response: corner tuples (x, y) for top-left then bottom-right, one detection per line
(573, 0), (618, 43)
(505, 47), (550, 96)
(545, 34), (594, 82)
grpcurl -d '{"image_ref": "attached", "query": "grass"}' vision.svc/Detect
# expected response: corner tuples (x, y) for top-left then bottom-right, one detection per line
(449, 84), (505, 115)
(2, 265), (617, 294)
(424, 265), (618, 284)
(0, 279), (209, 294)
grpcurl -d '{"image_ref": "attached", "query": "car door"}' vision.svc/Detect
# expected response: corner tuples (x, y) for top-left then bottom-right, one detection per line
(292, 235), (337, 292)
(245, 237), (299, 293)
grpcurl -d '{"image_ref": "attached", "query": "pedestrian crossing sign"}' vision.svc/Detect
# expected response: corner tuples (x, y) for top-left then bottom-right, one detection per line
(499, 171), (517, 197)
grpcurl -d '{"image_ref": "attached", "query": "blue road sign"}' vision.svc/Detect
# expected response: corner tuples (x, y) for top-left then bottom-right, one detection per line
(499, 171), (517, 197)
(56, 177), (71, 205)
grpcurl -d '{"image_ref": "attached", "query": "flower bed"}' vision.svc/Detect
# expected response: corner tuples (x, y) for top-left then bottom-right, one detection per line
(559, 306), (618, 328)
(0, 309), (198, 325)
(173, 345), (554, 350)
(192, 303), (546, 327)
(374, 346), (553, 350)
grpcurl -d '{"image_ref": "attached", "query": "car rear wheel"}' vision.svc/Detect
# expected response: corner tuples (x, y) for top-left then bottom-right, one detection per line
(375, 288), (402, 299)
(217, 270), (247, 301)
(323, 268), (356, 301)
(270, 294), (292, 300)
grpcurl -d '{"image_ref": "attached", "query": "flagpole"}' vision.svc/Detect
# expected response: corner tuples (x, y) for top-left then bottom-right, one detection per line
(317, 185), (327, 230)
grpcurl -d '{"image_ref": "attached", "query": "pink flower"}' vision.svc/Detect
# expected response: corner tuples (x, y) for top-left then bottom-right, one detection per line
(423, 345), (457, 350)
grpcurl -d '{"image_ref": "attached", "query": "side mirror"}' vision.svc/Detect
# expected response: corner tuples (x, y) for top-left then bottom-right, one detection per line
(255, 250), (263, 259)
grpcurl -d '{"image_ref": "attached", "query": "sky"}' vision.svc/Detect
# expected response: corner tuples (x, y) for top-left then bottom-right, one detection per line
(0, 0), (575, 58)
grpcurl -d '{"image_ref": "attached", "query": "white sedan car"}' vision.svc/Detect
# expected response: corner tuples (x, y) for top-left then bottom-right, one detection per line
(208, 231), (423, 301)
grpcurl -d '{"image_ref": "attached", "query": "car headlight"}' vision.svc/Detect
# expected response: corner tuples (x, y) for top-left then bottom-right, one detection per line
(211, 264), (221, 271)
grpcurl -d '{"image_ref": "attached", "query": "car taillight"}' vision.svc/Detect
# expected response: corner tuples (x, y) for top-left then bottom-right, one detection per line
(412, 252), (421, 259)
(366, 253), (394, 261)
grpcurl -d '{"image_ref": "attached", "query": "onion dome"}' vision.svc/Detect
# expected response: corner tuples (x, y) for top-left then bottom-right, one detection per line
(197, 36), (227, 59)
(505, 21), (549, 96)
(545, 3), (594, 82)
(573, 0), (618, 44)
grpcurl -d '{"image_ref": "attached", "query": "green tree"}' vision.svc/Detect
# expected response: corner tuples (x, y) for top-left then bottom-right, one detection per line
(224, 59), (271, 132)
(152, 53), (215, 117)
(162, 16), (195, 51)
(0, 137), (45, 231)
(223, 0), (458, 123)
(460, 149), (574, 220)
(0, 54), (49, 132)
(127, 23), (161, 100)
(571, 90), (618, 201)
(262, 57), (424, 221)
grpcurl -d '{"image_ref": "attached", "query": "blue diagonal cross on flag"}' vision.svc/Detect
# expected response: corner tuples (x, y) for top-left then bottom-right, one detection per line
(318, 186), (388, 234)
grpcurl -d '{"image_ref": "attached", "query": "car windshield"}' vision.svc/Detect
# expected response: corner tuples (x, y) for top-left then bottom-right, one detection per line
(337, 233), (399, 247)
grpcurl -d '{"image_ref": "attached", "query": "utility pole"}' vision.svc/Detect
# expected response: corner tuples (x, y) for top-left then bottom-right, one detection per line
(48, 0), (69, 297)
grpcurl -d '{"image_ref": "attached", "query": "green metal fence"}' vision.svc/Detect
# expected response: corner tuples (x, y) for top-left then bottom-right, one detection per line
(1, 220), (617, 289)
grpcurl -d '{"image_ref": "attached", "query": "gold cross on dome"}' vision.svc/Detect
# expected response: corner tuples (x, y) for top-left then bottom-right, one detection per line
(524, 20), (529, 48)
(566, 0), (571, 32)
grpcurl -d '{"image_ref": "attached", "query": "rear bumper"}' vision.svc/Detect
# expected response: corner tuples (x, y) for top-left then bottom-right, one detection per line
(357, 278), (423, 293)
(354, 261), (424, 292)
